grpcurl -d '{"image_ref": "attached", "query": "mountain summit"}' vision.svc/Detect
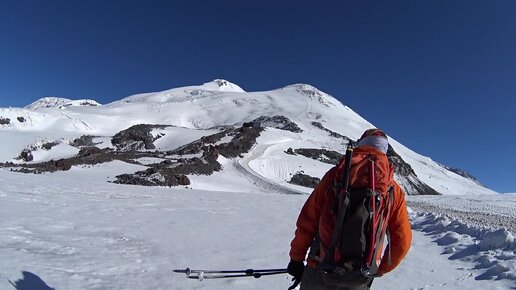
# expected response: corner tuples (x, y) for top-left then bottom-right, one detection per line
(202, 79), (246, 92)
(25, 97), (101, 110)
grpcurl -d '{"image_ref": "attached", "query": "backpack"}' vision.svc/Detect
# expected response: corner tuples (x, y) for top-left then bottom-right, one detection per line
(309, 142), (395, 286)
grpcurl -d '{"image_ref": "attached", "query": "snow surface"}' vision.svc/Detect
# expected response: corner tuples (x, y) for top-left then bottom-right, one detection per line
(0, 165), (514, 290)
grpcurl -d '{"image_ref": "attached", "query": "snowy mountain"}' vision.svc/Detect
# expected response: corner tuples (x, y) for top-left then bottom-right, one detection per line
(1, 80), (514, 290)
(25, 96), (101, 110)
(0, 79), (494, 196)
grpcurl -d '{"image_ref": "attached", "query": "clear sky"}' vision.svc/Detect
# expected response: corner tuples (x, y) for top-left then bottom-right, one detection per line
(1, 0), (515, 192)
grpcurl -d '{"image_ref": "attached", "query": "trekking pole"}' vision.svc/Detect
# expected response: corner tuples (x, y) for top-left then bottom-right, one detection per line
(326, 140), (355, 264)
(341, 140), (354, 192)
(173, 267), (288, 281)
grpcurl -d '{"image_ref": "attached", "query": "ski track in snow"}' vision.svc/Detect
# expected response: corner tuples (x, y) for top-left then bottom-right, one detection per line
(237, 142), (305, 195)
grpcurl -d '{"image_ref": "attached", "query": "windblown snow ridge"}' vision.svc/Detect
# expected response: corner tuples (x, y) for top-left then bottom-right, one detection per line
(410, 210), (516, 284)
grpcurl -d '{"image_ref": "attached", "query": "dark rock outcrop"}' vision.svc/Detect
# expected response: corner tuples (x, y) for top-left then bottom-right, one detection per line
(114, 168), (190, 187)
(19, 149), (34, 162)
(17, 117), (26, 123)
(0, 117), (10, 125)
(217, 127), (263, 158)
(386, 145), (415, 177)
(15, 148), (157, 173)
(294, 148), (343, 165)
(289, 172), (320, 188)
(169, 126), (263, 159)
(386, 145), (440, 195)
(114, 125), (262, 187)
(114, 147), (221, 187)
(252, 116), (302, 133)
(70, 135), (100, 147)
(440, 165), (483, 186)
(42, 142), (60, 150)
(112, 124), (169, 151)
(311, 122), (352, 141)
(77, 147), (105, 157)
(285, 148), (296, 155)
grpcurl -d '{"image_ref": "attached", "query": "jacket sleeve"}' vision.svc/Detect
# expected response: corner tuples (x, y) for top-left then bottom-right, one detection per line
(378, 182), (412, 274)
(289, 168), (335, 261)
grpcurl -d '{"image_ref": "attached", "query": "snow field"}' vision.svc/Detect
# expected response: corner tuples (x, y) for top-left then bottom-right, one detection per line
(1, 163), (515, 289)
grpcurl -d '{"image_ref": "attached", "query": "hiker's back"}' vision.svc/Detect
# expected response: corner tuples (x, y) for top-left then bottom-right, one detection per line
(288, 129), (412, 290)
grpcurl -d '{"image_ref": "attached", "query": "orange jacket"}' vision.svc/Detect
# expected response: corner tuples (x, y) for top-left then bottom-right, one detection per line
(289, 161), (412, 274)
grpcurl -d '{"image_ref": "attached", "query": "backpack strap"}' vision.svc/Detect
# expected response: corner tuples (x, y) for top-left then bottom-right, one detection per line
(323, 142), (354, 264)
(367, 186), (395, 274)
(324, 191), (351, 264)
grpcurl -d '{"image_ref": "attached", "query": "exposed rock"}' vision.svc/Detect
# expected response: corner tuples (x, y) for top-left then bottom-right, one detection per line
(2, 161), (15, 167)
(311, 122), (352, 141)
(114, 168), (190, 187)
(285, 147), (296, 155)
(12, 123), (257, 190)
(252, 116), (302, 133)
(440, 164), (483, 186)
(217, 127), (263, 158)
(401, 174), (440, 195)
(292, 84), (335, 107)
(170, 130), (229, 156)
(17, 117), (26, 123)
(386, 145), (440, 195)
(42, 141), (60, 150)
(10, 167), (40, 174)
(169, 125), (263, 159)
(0, 117), (10, 125)
(242, 121), (261, 128)
(289, 172), (320, 188)
(387, 145), (415, 176)
(294, 148), (343, 165)
(112, 124), (170, 151)
(113, 146), (221, 187)
(19, 149), (34, 162)
(70, 135), (100, 147)
(55, 159), (72, 171)
(77, 147), (105, 157)
(16, 148), (157, 173)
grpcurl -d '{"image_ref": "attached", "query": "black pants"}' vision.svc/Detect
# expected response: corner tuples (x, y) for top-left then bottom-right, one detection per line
(300, 266), (374, 290)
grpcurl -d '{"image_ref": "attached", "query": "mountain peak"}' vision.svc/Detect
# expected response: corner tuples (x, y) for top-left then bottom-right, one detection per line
(25, 97), (101, 110)
(201, 79), (245, 92)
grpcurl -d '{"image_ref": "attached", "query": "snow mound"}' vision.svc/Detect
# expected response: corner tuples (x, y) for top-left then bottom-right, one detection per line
(25, 97), (71, 110)
(411, 211), (516, 283)
(57, 99), (101, 109)
(25, 97), (101, 110)
(478, 229), (514, 250)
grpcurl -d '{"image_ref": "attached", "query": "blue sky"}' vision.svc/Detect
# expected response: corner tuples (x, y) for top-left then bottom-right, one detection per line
(1, 0), (515, 192)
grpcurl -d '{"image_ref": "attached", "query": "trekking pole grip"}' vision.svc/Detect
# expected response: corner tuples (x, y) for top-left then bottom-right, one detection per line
(341, 140), (354, 192)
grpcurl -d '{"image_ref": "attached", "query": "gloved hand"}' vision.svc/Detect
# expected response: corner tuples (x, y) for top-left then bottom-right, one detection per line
(287, 260), (304, 290)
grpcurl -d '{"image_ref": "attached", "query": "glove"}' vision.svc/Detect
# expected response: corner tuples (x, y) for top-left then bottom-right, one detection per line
(287, 260), (304, 290)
